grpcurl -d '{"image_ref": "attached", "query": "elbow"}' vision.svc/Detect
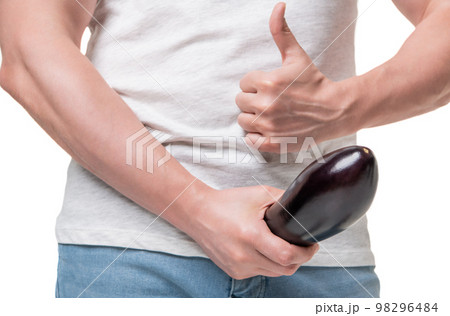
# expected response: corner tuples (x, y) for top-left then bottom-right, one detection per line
(0, 36), (43, 102)
(0, 39), (26, 96)
(1, 31), (80, 97)
(0, 62), (16, 96)
(0, 49), (39, 111)
(0, 59), (25, 101)
(0, 32), (51, 95)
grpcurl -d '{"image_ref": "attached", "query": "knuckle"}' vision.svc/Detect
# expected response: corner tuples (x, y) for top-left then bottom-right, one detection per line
(241, 225), (258, 245)
(239, 79), (245, 90)
(278, 248), (295, 266)
(231, 250), (248, 265)
(278, 256), (291, 267)
(239, 76), (250, 90)
(235, 92), (242, 105)
(256, 102), (272, 114)
(242, 70), (264, 86)
(261, 104), (274, 115)
(263, 118), (277, 133)
(251, 117), (264, 130)
(250, 120), (265, 134)
(258, 79), (276, 91)
(285, 264), (300, 276)
(256, 118), (276, 135)
(235, 92), (247, 106)
(255, 113), (275, 132)
(237, 113), (246, 126)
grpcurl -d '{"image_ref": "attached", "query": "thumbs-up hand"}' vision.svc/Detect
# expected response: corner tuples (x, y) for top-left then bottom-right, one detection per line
(236, 2), (355, 153)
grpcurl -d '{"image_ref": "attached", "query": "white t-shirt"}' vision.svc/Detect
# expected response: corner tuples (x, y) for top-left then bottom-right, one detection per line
(56, 0), (375, 266)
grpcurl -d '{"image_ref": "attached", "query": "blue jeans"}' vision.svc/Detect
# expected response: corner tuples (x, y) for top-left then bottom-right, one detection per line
(56, 244), (380, 298)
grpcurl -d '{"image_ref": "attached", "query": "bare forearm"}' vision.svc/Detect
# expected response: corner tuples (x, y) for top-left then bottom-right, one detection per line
(0, 35), (210, 230)
(344, 0), (450, 131)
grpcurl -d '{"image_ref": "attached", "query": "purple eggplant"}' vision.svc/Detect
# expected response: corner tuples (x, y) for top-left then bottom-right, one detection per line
(264, 146), (378, 246)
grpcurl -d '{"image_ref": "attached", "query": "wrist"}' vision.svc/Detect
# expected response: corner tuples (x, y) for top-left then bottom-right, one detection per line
(334, 75), (371, 134)
(338, 65), (394, 132)
(160, 177), (216, 233)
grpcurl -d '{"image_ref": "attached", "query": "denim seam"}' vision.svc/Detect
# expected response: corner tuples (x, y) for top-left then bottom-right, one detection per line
(228, 278), (235, 298)
(258, 276), (266, 298)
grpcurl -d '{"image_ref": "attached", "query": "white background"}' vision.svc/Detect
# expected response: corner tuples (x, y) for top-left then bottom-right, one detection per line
(0, 0), (448, 313)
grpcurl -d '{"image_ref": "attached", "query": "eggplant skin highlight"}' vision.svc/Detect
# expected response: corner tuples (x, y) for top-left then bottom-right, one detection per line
(264, 146), (378, 247)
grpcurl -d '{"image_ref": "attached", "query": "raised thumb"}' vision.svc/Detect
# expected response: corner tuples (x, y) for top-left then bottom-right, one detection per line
(269, 2), (309, 65)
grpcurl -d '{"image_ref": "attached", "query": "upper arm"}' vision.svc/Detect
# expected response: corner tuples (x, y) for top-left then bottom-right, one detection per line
(0, 0), (97, 59)
(392, 0), (445, 25)
(0, 0), (97, 92)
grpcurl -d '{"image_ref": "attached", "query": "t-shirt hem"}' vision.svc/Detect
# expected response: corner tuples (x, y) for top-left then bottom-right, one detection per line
(56, 227), (375, 267)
